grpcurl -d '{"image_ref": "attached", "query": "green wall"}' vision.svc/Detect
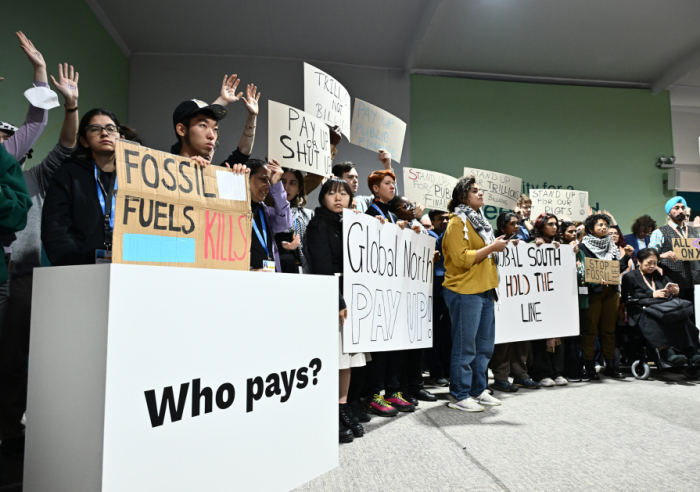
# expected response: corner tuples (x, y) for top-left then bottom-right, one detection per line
(1, 2), (129, 166)
(410, 75), (674, 232)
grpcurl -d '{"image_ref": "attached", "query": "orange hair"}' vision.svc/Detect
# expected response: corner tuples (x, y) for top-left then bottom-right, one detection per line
(367, 170), (396, 195)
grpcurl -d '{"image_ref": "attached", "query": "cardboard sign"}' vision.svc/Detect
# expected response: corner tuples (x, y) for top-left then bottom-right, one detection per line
(672, 237), (700, 260)
(530, 189), (589, 222)
(403, 168), (457, 212)
(350, 98), (406, 163)
(462, 167), (522, 210)
(495, 243), (579, 344)
(304, 63), (351, 138)
(268, 100), (332, 177)
(113, 140), (252, 270)
(584, 257), (620, 285)
(342, 210), (434, 352)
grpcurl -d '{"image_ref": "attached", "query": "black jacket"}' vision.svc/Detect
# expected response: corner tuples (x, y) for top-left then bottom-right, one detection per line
(622, 269), (673, 326)
(41, 157), (111, 266)
(305, 206), (345, 310)
(365, 198), (397, 223)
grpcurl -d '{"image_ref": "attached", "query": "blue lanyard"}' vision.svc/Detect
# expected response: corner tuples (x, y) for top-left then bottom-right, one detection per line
(294, 217), (299, 237)
(94, 164), (118, 231)
(252, 207), (270, 258)
(371, 203), (395, 224)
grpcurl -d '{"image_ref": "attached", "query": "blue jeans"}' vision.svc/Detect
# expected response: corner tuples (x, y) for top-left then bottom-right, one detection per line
(444, 288), (495, 401)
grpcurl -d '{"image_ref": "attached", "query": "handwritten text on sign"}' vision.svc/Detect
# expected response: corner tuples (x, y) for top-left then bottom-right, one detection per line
(403, 168), (458, 213)
(494, 243), (579, 343)
(342, 210), (434, 352)
(303, 63), (351, 138)
(530, 189), (589, 222)
(268, 100), (332, 177)
(584, 257), (620, 285)
(672, 238), (700, 261)
(350, 98), (406, 163)
(463, 167), (522, 210)
(114, 140), (251, 270)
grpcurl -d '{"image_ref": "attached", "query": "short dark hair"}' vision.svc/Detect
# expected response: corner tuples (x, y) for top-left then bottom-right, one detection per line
(447, 175), (476, 212)
(120, 125), (143, 145)
(559, 219), (575, 235)
(246, 158), (267, 177)
(429, 209), (448, 221)
(387, 195), (406, 213)
(584, 213), (611, 234)
(332, 162), (355, 178)
(282, 168), (307, 208)
(496, 211), (518, 236)
(631, 214), (657, 235)
(73, 108), (122, 160)
(637, 247), (660, 263)
(318, 177), (354, 208)
(171, 109), (217, 154)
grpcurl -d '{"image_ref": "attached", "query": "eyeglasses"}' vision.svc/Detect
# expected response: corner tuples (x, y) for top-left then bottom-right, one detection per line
(400, 203), (415, 210)
(86, 124), (119, 136)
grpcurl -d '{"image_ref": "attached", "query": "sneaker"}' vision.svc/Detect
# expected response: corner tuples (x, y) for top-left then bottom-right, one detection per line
(539, 378), (555, 387)
(448, 397), (484, 412)
(348, 404), (371, 423)
(554, 376), (568, 386)
(385, 392), (416, 412)
(490, 380), (519, 392)
(430, 376), (449, 387)
(513, 378), (541, 389)
(473, 390), (502, 406)
(367, 394), (399, 417)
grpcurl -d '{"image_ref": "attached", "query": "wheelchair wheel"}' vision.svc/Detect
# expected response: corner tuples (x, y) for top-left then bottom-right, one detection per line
(631, 360), (651, 380)
(683, 367), (700, 379)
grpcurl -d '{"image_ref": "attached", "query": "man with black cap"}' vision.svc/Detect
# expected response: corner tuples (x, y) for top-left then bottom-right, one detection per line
(649, 196), (700, 302)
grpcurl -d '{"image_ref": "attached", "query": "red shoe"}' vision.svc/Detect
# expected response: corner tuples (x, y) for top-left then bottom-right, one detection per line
(366, 394), (399, 417)
(385, 392), (416, 412)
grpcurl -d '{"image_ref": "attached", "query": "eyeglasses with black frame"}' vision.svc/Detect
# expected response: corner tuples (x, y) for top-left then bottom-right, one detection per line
(86, 124), (119, 136)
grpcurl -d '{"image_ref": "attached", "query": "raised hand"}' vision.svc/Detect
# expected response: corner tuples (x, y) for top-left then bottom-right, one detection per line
(415, 203), (425, 218)
(242, 84), (261, 116)
(16, 31), (47, 82)
(50, 63), (79, 107)
(217, 74), (242, 105)
(378, 149), (392, 169)
(267, 158), (283, 185)
(623, 244), (634, 256)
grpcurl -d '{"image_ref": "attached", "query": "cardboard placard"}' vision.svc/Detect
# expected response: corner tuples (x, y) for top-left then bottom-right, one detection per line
(584, 257), (620, 285)
(495, 243), (579, 343)
(530, 189), (589, 222)
(350, 98), (406, 163)
(303, 63), (351, 138)
(462, 167), (522, 210)
(113, 140), (252, 270)
(268, 100), (332, 177)
(672, 237), (700, 260)
(403, 168), (457, 212)
(342, 210), (434, 352)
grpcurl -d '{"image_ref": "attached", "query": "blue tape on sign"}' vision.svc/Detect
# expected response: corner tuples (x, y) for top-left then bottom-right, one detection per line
(122, 234), (196, 263)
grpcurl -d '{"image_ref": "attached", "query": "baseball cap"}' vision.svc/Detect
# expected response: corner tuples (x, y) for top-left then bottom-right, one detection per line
(172, 99), (227, 128)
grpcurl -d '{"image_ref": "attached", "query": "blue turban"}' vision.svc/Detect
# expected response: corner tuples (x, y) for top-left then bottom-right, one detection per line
(665, 196), (688, 215)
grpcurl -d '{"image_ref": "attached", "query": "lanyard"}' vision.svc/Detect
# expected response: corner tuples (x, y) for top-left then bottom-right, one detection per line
(294, 217), (299, 237)
(252, 207), (270, 259)
(641, 273), (657, 292)
(672, 224), (688, 238)
(371, 203), (395, 224)
(94, 165), (118, 249)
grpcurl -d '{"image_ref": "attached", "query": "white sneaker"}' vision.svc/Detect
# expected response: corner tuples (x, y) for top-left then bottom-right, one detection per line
(448, 397), (484, 412)
(539, 378), (555, 387)
(473, 390), (502, 406)
(554, 376), (568, 386)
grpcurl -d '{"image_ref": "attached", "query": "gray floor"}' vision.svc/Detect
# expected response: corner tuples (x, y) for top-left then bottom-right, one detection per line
(295, 370), (700, 492)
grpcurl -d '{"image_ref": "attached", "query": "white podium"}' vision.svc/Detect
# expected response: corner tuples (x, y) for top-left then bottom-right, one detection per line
(24, 265), (338, 492)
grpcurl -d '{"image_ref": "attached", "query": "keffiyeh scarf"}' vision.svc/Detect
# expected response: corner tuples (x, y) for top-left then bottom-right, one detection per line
(582, 234), (620, 261)
(453, 204), (495, 246)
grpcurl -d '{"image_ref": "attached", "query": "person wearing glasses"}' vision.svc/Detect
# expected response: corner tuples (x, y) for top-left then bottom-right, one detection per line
(513, 194), (534, 241)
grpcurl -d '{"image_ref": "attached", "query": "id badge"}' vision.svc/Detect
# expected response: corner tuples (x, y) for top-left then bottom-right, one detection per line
(95, 249), (112, 264)
(579, 286), (588, 295)
(262, 260), (276, 272)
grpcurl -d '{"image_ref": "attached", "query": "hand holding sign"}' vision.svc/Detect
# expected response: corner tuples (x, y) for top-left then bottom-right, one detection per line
(268, 158), (283, 185)
(378, 149), (392, 169)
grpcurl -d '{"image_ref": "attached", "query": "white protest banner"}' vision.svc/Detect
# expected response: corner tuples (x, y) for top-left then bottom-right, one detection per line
(494, 242), (579, 344)
(530, 189), (589, 222)
(350, 98), (406, 163)
(268, 100), (332, 177)
(403, 168), (458, 212)
(304, 63), (351, 138)
(463, 167), (522, 210)
(342, 210), (434, 352)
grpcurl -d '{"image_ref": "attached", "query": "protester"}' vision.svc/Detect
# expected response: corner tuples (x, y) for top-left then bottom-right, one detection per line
(332, 150), (395, 212)
(420, 215), (433, 230)
(442, 175), (507, 411)
(270, 168), (313, 273)
(305, 178), (366, 443)
(624, 214), (656, 257)
(622, 248), (700, 366)
(513, 194), (534, 241)
(609, 225), (634, 272)
(212, 76), (261, 167)
(388, 195), (426, 234)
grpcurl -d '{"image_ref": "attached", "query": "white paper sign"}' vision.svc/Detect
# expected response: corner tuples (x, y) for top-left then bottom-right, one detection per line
(494, 242), (579, 344)
(463, 167), (522, 210)
(350, 98), (406, 163)
(342, 210), (434, 352)
(304, 63), (351, 138)
(530, 189), (589, 222)
(403, 168), (457, 212)
(268, 100), (332, 177)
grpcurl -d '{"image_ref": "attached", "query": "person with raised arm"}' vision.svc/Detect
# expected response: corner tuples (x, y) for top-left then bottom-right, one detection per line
(331, 149), (396, 212)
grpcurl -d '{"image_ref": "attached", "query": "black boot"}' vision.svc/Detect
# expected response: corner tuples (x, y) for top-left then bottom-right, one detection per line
(339, 422), (353, 443)
(604, 359), (625, 378)
(340, 404), (364, 437)
(584, 361), (600, 381)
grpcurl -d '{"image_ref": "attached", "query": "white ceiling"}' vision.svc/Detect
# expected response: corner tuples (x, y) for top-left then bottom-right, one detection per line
(89, 0), (700, 90)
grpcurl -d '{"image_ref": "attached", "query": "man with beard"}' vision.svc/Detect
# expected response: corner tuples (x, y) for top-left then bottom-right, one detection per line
(649, 197), (700, 303)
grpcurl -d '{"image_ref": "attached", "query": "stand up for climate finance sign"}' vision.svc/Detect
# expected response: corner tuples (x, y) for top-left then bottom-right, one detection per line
(268, 100), (332, 177)
(403, 168), (458, 213)
(463, 167), (522, 210)
(350, 98), (406, 163)
(342, 210), (435, 352)
(113, 140), (251, 270)
(530, 189), (589, 222)
(672, 238), (700, 260)
(494, 242), (579, 344)
(304, 63), (351, 138)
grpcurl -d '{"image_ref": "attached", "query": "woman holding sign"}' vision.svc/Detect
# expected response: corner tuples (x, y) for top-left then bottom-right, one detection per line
(442, 175), (508, 412)
(271, 168), (313, 273)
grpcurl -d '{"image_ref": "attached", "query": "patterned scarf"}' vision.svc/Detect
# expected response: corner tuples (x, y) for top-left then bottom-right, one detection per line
(453, 204), (494, 246)
(582, 234), (620, 261)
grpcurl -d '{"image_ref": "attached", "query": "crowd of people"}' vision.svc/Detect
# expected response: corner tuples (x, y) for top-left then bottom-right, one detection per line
(0, 32), (699, 468)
